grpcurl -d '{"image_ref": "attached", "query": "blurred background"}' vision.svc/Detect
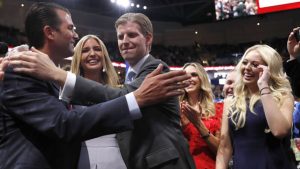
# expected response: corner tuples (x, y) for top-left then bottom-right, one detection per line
(0, 0), (299, 98)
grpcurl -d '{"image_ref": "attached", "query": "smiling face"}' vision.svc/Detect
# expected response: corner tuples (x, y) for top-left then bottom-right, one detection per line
(117, 21), (152, 66)
(223, 71), (236, 97)
(184, 65), (201, 95)
(240, 50), (266, 89)
(80, 38), (104, 73)
(53, 9), (78, 59)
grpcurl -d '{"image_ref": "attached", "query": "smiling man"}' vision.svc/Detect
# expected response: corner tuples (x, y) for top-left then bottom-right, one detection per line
(60, 13), (196, 169)
(0, 4), (190, 169)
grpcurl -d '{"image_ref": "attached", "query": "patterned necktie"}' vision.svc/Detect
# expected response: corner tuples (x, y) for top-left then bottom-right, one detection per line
(125, 71), (136, 84)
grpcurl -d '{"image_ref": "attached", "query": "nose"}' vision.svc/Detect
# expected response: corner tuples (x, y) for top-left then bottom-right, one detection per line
(245, 62), (252, 70)
(73, 31), (79, 40)
(90, 49), (96, 56)
(122, 35), (129, 43)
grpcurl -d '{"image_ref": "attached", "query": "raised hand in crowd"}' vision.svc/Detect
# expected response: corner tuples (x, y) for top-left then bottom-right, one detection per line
(287, 27), (300, 60)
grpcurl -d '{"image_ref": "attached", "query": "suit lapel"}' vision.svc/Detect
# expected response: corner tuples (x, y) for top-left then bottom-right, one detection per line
(135, 55), (155, 77)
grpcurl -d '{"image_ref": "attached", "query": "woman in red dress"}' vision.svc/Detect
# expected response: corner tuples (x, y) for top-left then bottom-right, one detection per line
(180, 62), (222, 169)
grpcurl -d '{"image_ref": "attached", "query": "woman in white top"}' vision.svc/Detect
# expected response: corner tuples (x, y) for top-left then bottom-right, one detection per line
(71, 34), (126, 169)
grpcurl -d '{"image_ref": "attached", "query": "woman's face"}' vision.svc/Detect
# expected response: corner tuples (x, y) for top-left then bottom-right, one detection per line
(80, 38), (104, 72)
(240, 50), (265, 88)
(184, 65), (201, 94)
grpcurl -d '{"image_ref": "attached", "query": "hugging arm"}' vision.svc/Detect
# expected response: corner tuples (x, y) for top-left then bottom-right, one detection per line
(1, 70), (133, 142)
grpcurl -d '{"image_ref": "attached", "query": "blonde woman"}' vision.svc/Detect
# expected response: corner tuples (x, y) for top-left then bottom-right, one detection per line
(71, 35), (126, 169)
(180, 62), (222, 169)
(216, 44), (295, 169)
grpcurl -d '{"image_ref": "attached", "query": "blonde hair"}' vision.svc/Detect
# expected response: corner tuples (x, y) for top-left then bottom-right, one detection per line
(71, 35), (119, 86)
(180, 62), (216, 117)
(229, 44), (291, 129)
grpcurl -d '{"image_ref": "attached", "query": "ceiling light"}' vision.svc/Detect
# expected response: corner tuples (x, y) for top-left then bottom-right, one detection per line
(143, 6), (147, 10)
(116, 0), (130, 8)
(131, 3), (134, 7)
(136, 4), (140, 8)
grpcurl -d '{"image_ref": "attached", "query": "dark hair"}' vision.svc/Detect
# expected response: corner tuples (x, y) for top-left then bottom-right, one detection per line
(25, 2), (70, 48)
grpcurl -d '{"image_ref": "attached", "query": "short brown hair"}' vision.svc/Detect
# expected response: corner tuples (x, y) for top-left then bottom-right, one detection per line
(115, 13), (153, 37)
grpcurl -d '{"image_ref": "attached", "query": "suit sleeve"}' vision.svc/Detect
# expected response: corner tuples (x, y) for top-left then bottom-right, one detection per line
(1, 70), (134, 143)
(72, 59), (170, 105)
(283, 59), (300, 97)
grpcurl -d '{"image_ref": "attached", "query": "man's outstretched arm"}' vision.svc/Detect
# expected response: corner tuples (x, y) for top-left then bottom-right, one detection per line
(9, 49), (190, 108)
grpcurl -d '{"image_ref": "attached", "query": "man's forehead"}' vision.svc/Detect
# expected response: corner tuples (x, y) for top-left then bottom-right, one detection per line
(117, 21), (142, 32)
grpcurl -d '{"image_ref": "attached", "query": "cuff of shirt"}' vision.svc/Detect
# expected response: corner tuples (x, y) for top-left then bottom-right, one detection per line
(125, 92), (142, 120)
(59, 72), (76, 103)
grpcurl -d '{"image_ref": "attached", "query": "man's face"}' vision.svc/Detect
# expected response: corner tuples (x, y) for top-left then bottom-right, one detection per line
(117, 21), (152, 66)
(53, 9), (78, 58)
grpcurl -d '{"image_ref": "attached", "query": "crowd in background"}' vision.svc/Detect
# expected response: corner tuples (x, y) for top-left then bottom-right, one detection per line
(0, 24), (290, 67)
(215, 0), (257, 20)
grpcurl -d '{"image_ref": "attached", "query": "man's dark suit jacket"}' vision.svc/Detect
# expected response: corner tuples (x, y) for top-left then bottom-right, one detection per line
(0, 68), (133, 169)
(284, 58), (300, 98)
(71, 56), (196, 169)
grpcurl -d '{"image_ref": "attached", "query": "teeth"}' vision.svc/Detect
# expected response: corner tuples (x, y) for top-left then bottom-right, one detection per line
(88, 59), (98, 64)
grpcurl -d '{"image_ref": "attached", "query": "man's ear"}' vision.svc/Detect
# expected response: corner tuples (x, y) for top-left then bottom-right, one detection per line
(145, 33), (153, 48)
(43, 25), (55, 40)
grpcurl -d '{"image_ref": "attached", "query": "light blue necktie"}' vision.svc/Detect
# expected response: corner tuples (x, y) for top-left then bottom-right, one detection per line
(125, 71), (136, 84)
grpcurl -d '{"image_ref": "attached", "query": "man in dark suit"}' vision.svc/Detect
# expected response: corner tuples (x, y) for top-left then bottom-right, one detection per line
(286, 27), (300, 99)
(0, 3), (190, 169)
(52, 13), (195, 169)
(6, 12), (195, 169)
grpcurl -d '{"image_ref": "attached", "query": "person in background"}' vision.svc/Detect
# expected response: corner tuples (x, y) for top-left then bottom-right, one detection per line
(223, 70), (237, 98)
(286, 27), (300, 168)
(285, 27), (300, 100)
(180, 62), (222, 169)
(70, 35), (126, 169)
(222, 69), (237, 169)
(216, 44), (295, 169)
(292, 97), (300, 168)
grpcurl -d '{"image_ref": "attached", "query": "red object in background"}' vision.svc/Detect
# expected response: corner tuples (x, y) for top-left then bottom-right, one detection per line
(257, 0), (300, 14)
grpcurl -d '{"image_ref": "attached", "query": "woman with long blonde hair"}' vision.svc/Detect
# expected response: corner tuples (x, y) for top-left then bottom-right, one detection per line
(180, 62), (222, 169)
(216, 44), (295, 169)
(71, 35), (126, 169)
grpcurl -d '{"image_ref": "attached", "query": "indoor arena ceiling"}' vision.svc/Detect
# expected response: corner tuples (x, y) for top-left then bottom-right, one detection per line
(28, 0), (215, 25)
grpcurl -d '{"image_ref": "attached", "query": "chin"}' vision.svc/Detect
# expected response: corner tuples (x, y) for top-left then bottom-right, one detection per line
(185, 88), (197, 94)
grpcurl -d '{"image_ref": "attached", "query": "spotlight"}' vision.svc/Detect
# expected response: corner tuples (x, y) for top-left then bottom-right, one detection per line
(131, 3), (134, 7)
(136, 4), (140, 8)
(116, 0), (130, 8)
(143, 6), (147, 10)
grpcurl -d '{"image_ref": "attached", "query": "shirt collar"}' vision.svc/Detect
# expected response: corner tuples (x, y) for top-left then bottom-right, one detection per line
(128, 54), (149, 73)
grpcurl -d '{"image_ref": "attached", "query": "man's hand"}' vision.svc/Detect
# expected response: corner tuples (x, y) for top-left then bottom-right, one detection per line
(0, 57), (9, 80)
(8, 47), (67, 87)
(134, 64), (190, 107)
(287, 27), (300, 60)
